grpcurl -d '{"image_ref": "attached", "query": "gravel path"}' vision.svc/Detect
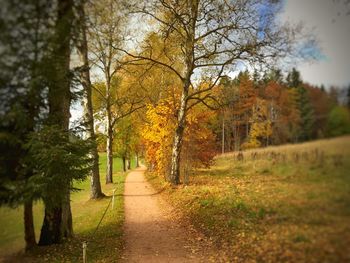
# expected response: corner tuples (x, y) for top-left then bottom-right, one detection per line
(121, 167), (217, 262)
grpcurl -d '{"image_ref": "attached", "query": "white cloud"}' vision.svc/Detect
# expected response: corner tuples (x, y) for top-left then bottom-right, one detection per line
(281, 0), (350, 87)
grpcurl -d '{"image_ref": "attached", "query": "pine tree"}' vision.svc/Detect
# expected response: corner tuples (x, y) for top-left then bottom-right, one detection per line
(286, 68), (302, 88)
(296, 86), (314, 141)
(0, 0), (54, 250)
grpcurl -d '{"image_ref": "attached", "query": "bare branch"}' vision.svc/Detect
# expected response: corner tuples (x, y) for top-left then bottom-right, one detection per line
(114, 47), (185, 82)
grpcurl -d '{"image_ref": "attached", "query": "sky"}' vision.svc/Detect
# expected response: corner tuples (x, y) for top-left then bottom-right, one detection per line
(71, 0), (350, 123)
(280, 0), (350, 88)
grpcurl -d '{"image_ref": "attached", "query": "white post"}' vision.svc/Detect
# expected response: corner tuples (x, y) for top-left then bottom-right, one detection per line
(82, 241), (87, 263)
(112, 189), (116, 209)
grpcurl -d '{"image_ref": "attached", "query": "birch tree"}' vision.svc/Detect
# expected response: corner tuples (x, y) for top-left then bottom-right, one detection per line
(76, 0), (104, 199)
(87, 0), (143, 183)
(120, 0), (307, 184)
(87, 0), (125, 184)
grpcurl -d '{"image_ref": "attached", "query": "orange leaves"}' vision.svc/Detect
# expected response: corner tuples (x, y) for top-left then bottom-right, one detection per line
(142, 98), (177, 175)
(184, 107), (217, 168)
(142, 97), (217, 177)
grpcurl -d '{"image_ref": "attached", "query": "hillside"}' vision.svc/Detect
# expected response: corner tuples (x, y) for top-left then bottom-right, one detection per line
(147, 136), (350, 262)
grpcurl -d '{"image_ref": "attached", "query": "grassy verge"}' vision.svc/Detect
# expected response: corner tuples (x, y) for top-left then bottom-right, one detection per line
(146, 136), (350, 262)
(0, 152), (130, 262)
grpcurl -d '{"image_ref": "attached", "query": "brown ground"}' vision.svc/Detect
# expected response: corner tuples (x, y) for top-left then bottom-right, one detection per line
(121, 167), (222, 262)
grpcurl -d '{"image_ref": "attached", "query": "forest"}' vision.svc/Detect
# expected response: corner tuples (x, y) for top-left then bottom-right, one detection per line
(0, 0), (349, 262)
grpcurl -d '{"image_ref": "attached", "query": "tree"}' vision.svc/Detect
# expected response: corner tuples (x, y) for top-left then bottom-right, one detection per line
(27, 127), (91, 245)
(87, 0), (143, 184)
(246, 98), (272, 149)
(286, 68), (314, 142)
(284, 87), (301, 143)
(142, 97), (216, 181)
(76, 0), (104, 199)
(1, 0), (90, 247)
(114, 117), (133, 172)
(122, 0), (307, 184)
(296, 86), (314, 141)
(326, 106), (350, 137)
(218, 72), (257, 151)
(38, 0), (76, 245)
(306, 84), (332, 138)
(113, 113), (144, 171)
(286, 67), (302, 88)
(91, 75), (143, 182)
(142, 98), (177, 177)
(0, 0), (56, 250)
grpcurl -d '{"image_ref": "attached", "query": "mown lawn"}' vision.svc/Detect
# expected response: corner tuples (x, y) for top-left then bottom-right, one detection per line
(0, 152), (131, 262)
(147, 136), (350, 262)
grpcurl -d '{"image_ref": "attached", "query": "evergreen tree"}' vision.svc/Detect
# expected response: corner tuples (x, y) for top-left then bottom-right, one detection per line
(0, 0), (91, 247)
(38, 0), (77, 245)
(296, 86), (314, 141)
(0, 0), (55, 250)
(326, 106), (350, 136)
(286, 68), (302, 88)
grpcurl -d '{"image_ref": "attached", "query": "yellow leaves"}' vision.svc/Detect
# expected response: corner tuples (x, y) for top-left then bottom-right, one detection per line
(242, 97), (273, 150)
(142, 97), (217, 176)
(142, 98), (177, 175)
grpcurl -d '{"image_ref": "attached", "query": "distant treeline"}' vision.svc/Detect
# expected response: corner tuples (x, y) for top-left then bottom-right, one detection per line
(214, 68), (350, 152)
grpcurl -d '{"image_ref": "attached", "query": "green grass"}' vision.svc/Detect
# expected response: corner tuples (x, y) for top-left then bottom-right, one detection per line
(146, 136), (350, 262)
(98, 152), (135, 174)
(0, 153), (132, 262)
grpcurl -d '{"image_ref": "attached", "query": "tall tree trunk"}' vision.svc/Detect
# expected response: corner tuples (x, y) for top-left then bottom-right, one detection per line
(61, 189), (73, 238)
(127, 158), (131, 170)
(76, 2), (104, 199)
(169, 91), (188, 185)
(24, 200), (36, 250)
(106, 113), (113, 183)
(39, 0), (73, 245)
(246, 118), (249, 138)
(38, 207), (62, 245)
(90, 147), (104, 197)
(122, 156), (126, 172)
(222, 117), (225, 154)
(135, 153), (140, 168)
(168, 1), (198, 185)
(105, 67), (114, 184)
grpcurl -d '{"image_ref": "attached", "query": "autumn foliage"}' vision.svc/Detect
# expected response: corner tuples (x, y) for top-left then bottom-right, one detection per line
(217, 69), (349, 152)
(142, 97), (216, 180)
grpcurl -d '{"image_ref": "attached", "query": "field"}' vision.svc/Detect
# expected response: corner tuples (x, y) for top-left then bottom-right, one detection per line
(0, 153), (130, 262)
(147, 136), (350, 262)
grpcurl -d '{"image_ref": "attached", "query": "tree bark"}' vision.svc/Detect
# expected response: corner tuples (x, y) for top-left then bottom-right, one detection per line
(38, 207), (62, 245)
(24, 200), (36, 250)
(76, 2), (104, 199)
(135, 153), (139, 168)
(90, 147), (104, 197)
(168, 1), (199, 185)
(105, 64), (114, 184)
(222, 117), (225, 154)
(122, 156), (126, 172)
(39, 0), (73, 245)
(61, 189), (73, 238)
(106, 113), (114, 183)
(169, 90), (188, 185)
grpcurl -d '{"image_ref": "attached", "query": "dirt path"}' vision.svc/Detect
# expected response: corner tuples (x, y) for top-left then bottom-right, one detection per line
(121, 167), (219, 262)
